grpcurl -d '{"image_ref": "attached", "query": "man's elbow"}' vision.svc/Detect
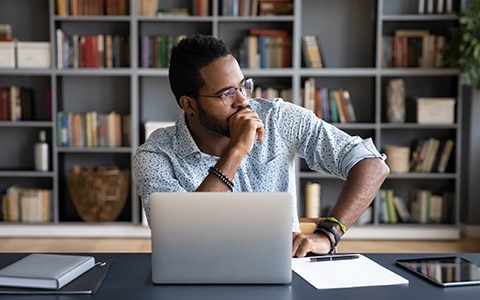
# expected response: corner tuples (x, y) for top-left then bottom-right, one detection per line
(355, 157), (390, 182)
(376, 158), (390, 182)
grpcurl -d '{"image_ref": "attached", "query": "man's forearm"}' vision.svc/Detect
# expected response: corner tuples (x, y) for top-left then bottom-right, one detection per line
(327, 157), (390, 232)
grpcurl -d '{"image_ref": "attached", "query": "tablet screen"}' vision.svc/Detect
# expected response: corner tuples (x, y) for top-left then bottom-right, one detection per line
(396, 256), (480, 287)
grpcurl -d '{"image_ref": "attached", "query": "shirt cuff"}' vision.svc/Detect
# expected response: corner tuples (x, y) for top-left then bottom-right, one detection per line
(342, 138), (385, 178)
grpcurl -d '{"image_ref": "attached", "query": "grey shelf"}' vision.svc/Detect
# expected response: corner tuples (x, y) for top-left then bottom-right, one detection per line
(0, 0), (463, 239)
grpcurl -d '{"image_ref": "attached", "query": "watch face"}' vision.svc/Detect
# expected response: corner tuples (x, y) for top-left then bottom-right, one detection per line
(315, 222), (341, 247)
(319, 222), (340, 237)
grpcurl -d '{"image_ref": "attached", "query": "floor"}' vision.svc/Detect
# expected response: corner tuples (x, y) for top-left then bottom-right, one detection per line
(1, 237), (479, 253)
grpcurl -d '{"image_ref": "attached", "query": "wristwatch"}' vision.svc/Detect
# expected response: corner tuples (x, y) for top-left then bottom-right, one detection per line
(314, 221), (341, 253)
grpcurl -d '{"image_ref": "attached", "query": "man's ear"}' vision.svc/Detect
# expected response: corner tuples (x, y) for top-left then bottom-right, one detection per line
(179, 96), (197, 116)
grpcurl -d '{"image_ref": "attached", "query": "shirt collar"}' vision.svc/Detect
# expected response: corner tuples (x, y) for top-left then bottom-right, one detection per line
(173, 113), (202, 158)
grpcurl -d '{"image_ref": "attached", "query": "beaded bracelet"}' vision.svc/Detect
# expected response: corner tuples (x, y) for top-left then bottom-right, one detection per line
(208, 167), (234, 191)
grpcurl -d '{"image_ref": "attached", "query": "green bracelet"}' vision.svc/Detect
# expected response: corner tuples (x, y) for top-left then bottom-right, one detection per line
(323, 217), (347, 234)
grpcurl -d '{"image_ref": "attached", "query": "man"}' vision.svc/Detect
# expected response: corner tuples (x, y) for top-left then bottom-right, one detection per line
(133, 34), (389, 257)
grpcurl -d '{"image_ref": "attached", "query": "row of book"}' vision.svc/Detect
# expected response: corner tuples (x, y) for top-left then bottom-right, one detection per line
(1, 186), (53, 223)
(410, 138), (454, 173)
(238, 28), (292, 69)
(381, 30), (445, 68)
(252, 86), (292, 102)
(56, 0), (129, 16)
(302, 77), (357, 124)
(222, 0), (293, 16)
(140, 35), (185, 68)
(418, 0), (454, 14)
(57, 111), (131, 148)
(378, 188), (453, 224)
(56, 29), (130, 69)
(0, 86), (35, 121)
(138, 0), (209, 17)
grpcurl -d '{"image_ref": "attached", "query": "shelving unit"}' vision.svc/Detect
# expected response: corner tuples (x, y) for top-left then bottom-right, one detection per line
(0, 0), (462, 239)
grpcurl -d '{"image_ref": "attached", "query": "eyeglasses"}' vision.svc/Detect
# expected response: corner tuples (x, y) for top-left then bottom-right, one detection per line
(197, 78), (254, 106)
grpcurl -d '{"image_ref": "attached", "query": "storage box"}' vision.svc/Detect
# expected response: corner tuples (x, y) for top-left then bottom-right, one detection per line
(0, 41), (15, 68)
(416, 98), (456, 124)
(16, 42), (51, 68)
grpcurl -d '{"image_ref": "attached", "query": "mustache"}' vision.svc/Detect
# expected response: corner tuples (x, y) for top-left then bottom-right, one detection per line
(227, 105), (252, 122)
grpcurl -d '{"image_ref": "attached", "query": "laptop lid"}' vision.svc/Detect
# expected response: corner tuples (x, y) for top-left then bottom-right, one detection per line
(150, 192), (293, 284)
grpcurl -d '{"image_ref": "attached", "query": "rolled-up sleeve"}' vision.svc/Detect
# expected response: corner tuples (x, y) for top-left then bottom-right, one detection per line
(341, 138), (386, 178)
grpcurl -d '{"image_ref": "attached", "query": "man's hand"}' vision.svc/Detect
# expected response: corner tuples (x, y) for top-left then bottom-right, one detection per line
(292, 232), (332, 258)
(227, 106), (264, 155)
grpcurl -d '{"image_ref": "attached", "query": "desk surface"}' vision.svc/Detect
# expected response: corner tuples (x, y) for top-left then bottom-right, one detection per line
(0, 253), (479, 300)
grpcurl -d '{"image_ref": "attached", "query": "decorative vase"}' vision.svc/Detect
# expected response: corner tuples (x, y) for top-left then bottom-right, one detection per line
(386, 78), (406, 123)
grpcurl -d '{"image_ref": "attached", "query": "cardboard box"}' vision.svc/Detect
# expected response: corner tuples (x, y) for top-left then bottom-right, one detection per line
(16, 42), (51, 68)
(416, 98), (455, 124)
(0, 41), (15, 68)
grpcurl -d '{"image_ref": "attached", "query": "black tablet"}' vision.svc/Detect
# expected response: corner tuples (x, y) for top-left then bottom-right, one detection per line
(395, 256), (480, 287)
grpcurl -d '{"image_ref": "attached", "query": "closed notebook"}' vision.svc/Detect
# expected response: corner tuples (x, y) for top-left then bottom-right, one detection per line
(0, 254), (95, 290)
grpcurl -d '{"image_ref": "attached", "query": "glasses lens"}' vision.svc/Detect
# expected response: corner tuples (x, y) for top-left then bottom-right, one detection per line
(243, 78), (253, 97)
(220, 79), (254, 106)
(242, 78), (254, 96)
(221, 88), (237, 106)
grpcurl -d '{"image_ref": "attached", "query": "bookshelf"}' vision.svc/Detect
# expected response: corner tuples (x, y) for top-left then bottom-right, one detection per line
(0, 0), (463, 239)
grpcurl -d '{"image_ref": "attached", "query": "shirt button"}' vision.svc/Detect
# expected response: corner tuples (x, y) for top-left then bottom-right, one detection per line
(196, 154), (201, 159)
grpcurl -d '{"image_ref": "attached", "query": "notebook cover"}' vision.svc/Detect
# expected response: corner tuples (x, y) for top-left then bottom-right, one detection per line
(0, 259), (112, 294)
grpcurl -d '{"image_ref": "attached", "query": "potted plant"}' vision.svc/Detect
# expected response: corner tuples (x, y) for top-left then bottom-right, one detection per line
(444, 0), (480, 89)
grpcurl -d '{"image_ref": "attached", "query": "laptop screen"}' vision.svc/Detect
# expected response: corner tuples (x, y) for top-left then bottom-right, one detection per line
(149, 192), (293, 284)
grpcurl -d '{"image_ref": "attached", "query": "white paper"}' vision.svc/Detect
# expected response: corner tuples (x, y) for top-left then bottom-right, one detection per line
(292, 254), (408, 289)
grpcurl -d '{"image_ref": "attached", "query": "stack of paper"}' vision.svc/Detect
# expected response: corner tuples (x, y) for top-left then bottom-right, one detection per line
(292, 254), (408, 289)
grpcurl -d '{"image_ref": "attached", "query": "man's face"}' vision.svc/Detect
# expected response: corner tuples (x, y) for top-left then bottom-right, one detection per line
(196, 55), (249, 137)
(197, 101), (230, 137)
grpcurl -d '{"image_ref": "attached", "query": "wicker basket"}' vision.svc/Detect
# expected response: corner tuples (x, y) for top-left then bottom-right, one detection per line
(67, 166), (129, 222)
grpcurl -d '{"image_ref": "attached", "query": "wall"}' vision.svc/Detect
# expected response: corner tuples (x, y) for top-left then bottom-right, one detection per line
(462, 87), (480, 225)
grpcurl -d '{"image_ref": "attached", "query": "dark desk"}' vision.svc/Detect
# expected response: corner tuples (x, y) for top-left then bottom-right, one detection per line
(1, 253), (479, 300)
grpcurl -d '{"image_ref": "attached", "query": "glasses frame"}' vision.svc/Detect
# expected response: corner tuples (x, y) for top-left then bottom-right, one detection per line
(197, 78), (254, 106)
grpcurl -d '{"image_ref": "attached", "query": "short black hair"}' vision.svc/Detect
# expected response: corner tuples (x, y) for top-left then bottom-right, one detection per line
(169, 34), (232, 106)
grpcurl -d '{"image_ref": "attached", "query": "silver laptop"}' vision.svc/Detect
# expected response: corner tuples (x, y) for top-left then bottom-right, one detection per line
(150, 192), (293, 284)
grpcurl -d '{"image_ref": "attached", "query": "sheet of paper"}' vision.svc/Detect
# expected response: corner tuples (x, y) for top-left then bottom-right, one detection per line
(292, 254), (408, 289)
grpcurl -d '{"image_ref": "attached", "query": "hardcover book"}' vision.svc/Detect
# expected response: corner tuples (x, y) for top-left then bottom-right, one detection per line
(302, 35), (324, 68)
(0, 254), (95, 290)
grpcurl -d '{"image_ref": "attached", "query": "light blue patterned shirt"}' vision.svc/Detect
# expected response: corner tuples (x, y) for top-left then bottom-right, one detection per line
(133, 98), (384, 231)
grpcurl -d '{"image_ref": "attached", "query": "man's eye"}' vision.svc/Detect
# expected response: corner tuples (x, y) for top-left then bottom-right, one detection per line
(223, 89), (235, 97)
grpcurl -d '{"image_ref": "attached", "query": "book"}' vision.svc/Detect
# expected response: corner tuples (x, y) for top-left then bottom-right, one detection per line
(302, 77), (315, 112)
(0, 254), (95, 290)
(393, 30), (430, 68)
(1, 186), (53, 222)
(410, 189), (431, 223)
(437, 0), (445, 14)
(393, 196), (410, 223)
(445, 0), (453, 13)
(420, 137), (440, 172)
(0, 86), (9, 121)
(418, 0), (425, 14)
(258, 0), (294, 15)
(429, 194), (443, 223)
(0, 24), (12, 40)
(384, 189), (398, 223)
(302, 35), (324, 68)
(0, 258), (112, 295)
(427, 0), (434, 14)
(437, 139), (454, 173)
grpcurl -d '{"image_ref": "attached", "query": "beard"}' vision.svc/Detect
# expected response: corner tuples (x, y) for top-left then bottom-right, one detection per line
(197, 103), (230, 138)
